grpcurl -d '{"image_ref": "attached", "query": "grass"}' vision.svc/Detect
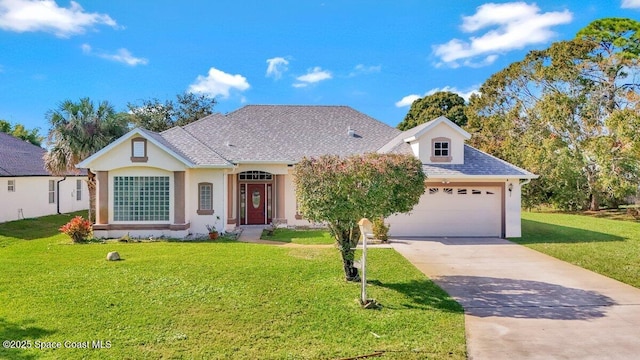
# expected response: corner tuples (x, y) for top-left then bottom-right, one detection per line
(528, 205), (640, 222)
(260, 228), (335, 245)
(515, 212), (640, 288)
(0, 211), (87, 245)
(0, 214), (466, 359)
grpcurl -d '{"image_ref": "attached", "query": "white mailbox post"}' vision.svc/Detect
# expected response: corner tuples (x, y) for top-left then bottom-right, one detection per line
(357, 218), (373, 306)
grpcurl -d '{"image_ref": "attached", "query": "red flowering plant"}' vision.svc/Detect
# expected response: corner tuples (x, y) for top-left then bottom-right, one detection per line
(59, 216), (93, 243)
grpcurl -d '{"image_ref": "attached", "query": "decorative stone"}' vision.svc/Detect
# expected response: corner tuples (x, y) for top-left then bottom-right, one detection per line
(106, 251), (120, 261)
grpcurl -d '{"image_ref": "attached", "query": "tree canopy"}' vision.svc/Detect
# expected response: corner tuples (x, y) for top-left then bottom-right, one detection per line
(0, 119), (43, 146)
(397, 91), (468, 130)
(44, 98), (129, 222)
(127, 92), (217, 132)
(466, 17), (640, 211)
(293, 153), (425, 281)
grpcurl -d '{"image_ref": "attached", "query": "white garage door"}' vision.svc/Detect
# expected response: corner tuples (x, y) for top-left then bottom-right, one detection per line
(388, 186), (502, 237)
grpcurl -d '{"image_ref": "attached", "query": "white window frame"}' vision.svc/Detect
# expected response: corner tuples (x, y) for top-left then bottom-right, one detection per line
(431, 137), (453, 162)
(130, 138), (148, 162)
(197, 182), (214, 215)
(48, 180), (56, 204)
(76, 179), (82, 201)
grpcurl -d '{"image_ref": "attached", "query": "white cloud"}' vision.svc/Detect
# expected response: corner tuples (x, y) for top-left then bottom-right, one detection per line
(0, 0), (118, 37)
(395, 86), (480, 107)
(81, 44), (148, 66)
(294, 66), (332, 87)
(266, 57), (289, 79)
(622, 0), (640, 8)
(395, 94), (420, 107)
(188, 67), (250, 99)
(433, 2), (572, 68)
(349, 64), (382, 77)
(101, 48), (147, 66)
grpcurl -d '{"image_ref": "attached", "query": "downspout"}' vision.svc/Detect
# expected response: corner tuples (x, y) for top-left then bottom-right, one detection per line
(520, 178), (533, 212)
(222, 168), (228, 234)
(56, 176), (67, 214)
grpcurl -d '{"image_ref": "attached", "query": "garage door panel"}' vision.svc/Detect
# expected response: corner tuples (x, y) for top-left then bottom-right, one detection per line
(388, 186), (501, 237)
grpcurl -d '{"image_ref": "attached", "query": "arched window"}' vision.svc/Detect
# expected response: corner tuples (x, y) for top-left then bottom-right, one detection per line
(238, 171), (273, 181)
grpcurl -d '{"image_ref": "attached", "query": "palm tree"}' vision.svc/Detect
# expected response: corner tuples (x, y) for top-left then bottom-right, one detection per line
(44, 98), (129, 222)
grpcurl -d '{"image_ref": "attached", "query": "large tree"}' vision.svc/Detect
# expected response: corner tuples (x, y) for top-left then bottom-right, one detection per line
(397, 91), (467, 130)
(466, 18), (640, 211)
(0, 119), (43, 146)
(44, 98), (129, 222)
(293, 153), (425, 281)
(127, 92), (217, 132)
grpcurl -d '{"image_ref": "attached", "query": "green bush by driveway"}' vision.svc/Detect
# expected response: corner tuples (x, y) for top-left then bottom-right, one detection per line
(0, 214), (465, 359)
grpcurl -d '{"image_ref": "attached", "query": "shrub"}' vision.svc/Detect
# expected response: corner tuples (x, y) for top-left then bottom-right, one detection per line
(372, 217), (389, 242)
(626, 207), (640, 220)
(59, 216), (93, 243)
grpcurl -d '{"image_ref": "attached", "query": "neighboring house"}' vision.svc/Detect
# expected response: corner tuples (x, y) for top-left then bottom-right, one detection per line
(77, 105), (536, 239)
(0, 132), (89, 223)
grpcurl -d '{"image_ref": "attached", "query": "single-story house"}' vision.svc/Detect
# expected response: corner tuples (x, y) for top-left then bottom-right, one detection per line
(0, 132), (89, 223)
(77, 105), (536, 239)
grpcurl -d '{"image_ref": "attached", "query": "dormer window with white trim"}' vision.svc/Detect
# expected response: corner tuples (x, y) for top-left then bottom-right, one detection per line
(131, 138), (148, 162)
(431, 137), (452, 162)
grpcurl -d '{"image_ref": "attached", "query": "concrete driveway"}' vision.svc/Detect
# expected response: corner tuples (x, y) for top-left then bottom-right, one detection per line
(390, 237), (640, 360)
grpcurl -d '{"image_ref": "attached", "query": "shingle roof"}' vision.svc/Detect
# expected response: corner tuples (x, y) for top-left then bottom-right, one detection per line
(174, 105), (401, 163)
(159, 127), (231, 166)
(422, 145), (536, 178)
(376, 120), (432, 154)
(0, 132), (49, 176)
(131, 106), (534, 179)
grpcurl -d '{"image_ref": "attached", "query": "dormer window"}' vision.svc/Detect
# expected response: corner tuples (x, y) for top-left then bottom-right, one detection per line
(131, 138), (148, 162)
(434, 141), (449, 156)
(431, 137), (452, 162)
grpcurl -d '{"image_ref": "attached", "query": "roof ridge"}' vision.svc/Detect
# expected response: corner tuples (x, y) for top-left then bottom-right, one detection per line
(240, 104), (350, 107)
(176, 112), (225, 131)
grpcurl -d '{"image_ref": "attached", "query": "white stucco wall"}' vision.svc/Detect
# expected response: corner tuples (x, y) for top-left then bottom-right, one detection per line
(87, 135), (188, 172)
(185, 168), (226, 235)
(0, 176), (89, 223)
(505, 180), (523, 238)
(411, 122), (466, 164)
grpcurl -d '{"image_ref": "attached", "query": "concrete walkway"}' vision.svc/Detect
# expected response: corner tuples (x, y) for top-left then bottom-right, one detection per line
(236, 226), (393, 249)
(236, 225), (337, 248)
(390, 237), (640, 360)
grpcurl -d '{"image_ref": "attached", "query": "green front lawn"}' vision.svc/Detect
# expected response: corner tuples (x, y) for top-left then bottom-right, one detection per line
(0, 214), (465, 359)
(516, 212), (640, 288)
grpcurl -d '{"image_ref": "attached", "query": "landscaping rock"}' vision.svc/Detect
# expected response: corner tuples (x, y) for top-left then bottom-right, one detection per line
(106, 251), (120, 261)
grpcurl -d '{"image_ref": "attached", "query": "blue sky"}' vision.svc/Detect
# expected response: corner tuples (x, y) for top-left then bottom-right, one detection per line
(0, 0), (638, 133)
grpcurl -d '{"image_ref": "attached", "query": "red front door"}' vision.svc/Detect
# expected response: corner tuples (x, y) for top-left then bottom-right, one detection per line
(246, 184), (265, 225)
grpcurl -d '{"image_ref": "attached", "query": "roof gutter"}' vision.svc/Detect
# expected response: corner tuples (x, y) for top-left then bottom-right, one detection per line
(520, 178), (533, 187)
(426, 174), (539, 180)
(56, 176), (67, 214)
(232, 160), (297, 165)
